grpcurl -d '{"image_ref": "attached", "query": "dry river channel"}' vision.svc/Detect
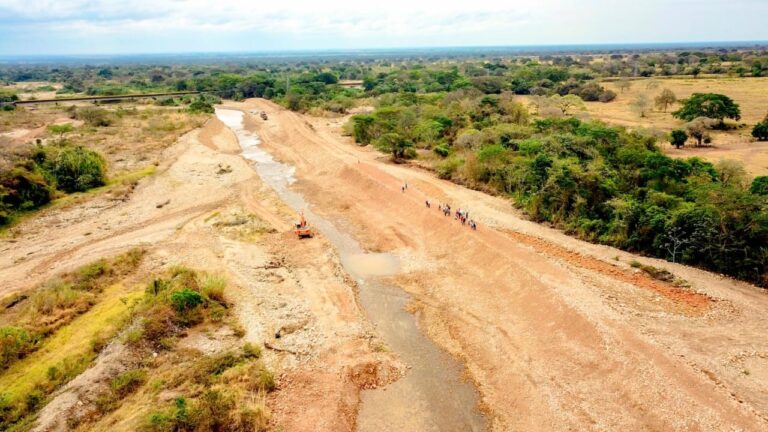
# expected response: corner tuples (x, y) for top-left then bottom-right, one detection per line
(215, 108), (486, 432)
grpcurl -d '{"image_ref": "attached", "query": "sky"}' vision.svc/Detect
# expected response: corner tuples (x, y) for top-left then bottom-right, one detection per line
(0, 0), (767, 56)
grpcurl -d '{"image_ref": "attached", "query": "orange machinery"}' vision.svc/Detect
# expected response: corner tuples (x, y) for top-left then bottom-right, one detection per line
(294, 211), (313, 238)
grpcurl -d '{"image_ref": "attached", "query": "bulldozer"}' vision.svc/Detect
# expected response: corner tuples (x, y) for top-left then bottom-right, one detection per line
(294, 211), (314, 239)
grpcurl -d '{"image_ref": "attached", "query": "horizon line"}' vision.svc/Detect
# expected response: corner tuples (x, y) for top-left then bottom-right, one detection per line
(2, 40), (768, 60)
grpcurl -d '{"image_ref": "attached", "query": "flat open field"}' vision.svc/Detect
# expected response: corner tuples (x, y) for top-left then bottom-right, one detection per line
(520, 77), (768, 176)
(592, 77), (768, 130)
(589, 77), (768, 176)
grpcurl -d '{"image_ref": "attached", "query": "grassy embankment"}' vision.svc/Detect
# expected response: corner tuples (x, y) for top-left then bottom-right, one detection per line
(0, 253), (275, 431)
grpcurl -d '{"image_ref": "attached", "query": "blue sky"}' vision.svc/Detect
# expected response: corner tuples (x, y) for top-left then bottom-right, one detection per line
(1, 0), (767, 55)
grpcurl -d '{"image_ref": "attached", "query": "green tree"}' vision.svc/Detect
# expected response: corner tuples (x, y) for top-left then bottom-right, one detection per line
(752, 121), (768, 141)
(672, 93), (741, 125)
(669, 129), (687, 148)
(750, 176), (768, 195)
(49, 147), (106, 193)
(654, 88), (677, 112)
(550, 94), (585, 115)
(351, 115), (375, 145)
(376, 133), (413, 161)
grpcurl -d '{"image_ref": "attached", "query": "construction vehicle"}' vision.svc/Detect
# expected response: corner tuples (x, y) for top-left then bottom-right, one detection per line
(294, 211), (314, 238)
(260, 111), (268, 120)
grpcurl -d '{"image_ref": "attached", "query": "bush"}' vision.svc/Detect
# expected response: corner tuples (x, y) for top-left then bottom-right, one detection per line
(110, 369), (146, 398)
(0, 326), (35, 369)
(48, 147), (106, 193)
(433, 145), (450, 158)
(187, 98), (214, 114)
(200, 275), (226, 303)
(750, 176), (768, 195)
(171, 289), (203, 313)
(436, 157), (462, 179)
(0, 166), (53, 211)
(670, 129), (687, 148)
(598, 89), (617, 102)
(752, 121), (768, 141)
(242, 343), (261, 359)
(76, 107), (113, 127)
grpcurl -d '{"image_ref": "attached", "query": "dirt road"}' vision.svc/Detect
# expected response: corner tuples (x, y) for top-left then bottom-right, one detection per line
(227, 99), (768, 431)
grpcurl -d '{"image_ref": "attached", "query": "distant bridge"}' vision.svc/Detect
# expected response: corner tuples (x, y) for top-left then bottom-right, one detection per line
(12, 91), (203, 106)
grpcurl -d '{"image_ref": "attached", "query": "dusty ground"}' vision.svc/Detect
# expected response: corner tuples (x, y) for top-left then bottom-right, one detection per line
(0, 116), (394, 430)
(223, 98), (768, 431)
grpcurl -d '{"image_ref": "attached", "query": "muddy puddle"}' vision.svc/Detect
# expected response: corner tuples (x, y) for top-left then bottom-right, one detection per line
(216, 108), (485, 432)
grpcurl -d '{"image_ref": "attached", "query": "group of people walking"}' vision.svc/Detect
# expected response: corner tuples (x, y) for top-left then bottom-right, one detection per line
(404, 181), (478, 231)
(426, 198), (477, 230)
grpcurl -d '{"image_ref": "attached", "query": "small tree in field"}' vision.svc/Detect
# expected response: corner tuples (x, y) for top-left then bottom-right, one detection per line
(752, 114), (768, 141)
(550, 94), (584, 115)
(616, 77), (631, 93)
(376, 133), (413, 162)
(630, 94), (651, 117)
(670, 129), (687, 148)
(685, 117), (717, 147)
(654, 89), (677, 112)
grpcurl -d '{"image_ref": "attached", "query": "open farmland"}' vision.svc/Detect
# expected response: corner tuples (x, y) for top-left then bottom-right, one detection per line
(585, 77), (768, 175)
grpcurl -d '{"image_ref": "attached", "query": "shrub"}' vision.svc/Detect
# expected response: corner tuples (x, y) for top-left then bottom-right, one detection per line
(0, 326), (35, 369)
(436, 156), (462, 179)
(598, 89), (617, 102)
(110, 369), (146, 398)
(171, 289), (203, 313)
(0, 166), (54, 211)
(75, 259), (112, 290)
(433, 145), (450, 158)
(200, 275), (226, 303)
(48, 146), (106, 193)
(169, 265), (199, 291)
(190, 390), (235, 430)
(752, 121), (768, 141)
(750, 176), (768, 195)
(141, 304), (177, 345)
(242, 343), (261, 359)
(187, 98), (214, 114)
(76, 107), (113, 127)
(256, 367), (276, 392)
(670, 129), (687, 149)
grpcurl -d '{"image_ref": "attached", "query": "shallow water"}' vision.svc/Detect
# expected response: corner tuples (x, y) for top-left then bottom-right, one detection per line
(216, 108), (485, 432)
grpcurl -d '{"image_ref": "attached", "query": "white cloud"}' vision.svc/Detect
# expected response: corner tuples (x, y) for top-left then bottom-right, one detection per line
(0, 0), (766, 54)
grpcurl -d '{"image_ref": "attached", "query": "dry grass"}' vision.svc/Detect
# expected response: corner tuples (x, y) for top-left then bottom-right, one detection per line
(0, 282), (144, 403)
(519, 77), (768, 176)
(588, 77), (768, 130)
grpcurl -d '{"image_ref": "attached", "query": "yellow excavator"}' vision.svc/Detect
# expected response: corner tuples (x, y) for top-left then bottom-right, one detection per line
(294, 211), (313, 239)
